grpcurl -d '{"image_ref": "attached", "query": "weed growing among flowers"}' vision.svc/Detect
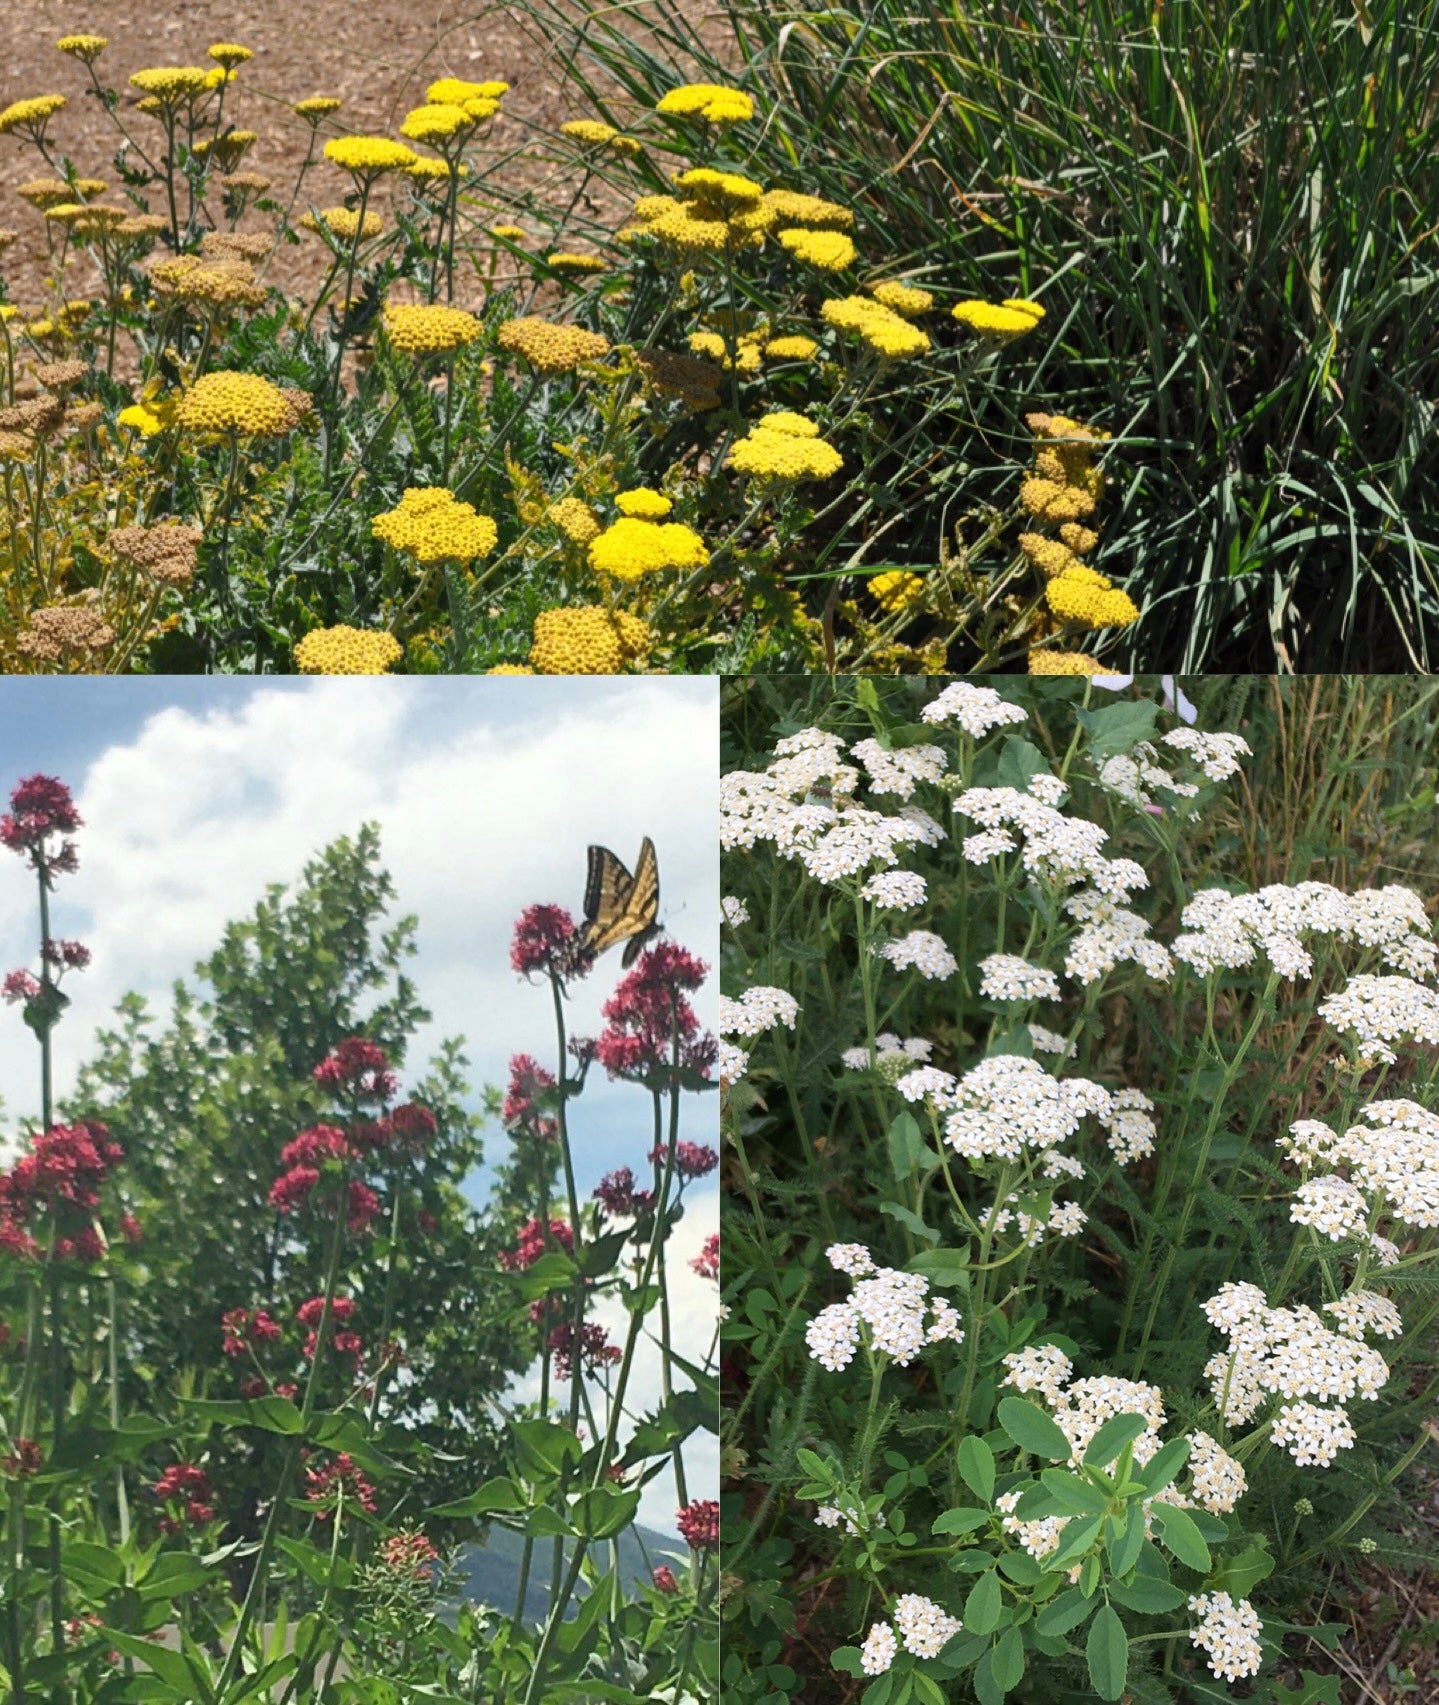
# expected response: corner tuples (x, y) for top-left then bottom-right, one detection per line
(721, 675), (1439, 1703)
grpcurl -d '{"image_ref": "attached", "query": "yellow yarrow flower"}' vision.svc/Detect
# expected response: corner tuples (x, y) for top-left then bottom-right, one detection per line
(371, 486), (498, 564)
(821, 295), (930, 359)
(426, 77), (508, 104)
(295, 626), (403, 675)
(400, 103), (476, 144)
(674, 167), (764, 207)
(56, 34), (108, 62)
(208, 43), (254, 69)
(488, 664), (536, 675)
(952, 297), (1046, 339)
(870, 281), (933, 317)
(687, 329), (764, 373)
(529, 606), (652, 674)
(777, 227), (855, 270)
(295, 96), (343, 119)
(1046, 565), (1139, 629)
(491, 223), (526, 241)
(761, 189), (853, 229)
(176, 371), (296, 436)
(728, 414), (843, 482)
(128, 67), (210, 103)
(1060, 523), (1099, 554)
(0, 95), (67, 139)
(547, 252), (607, 275)
(1019, 478), (1097, 522)
(381, 301), (481, 355)
(1027, 649), (1122, 676)
(204, 68), (237, 90)
(117, 398), (177, 437)
(548, 495), (601, 544)
(589, 516), (709, 581)
(1018, 532), (1086, 578)
(561, 120), (641, 155)
(656, 83), (754, 124)
(323, 136), (420, 177)
(870, 570), (925, 612)
(299, 206), (384, 242)
(763, 335), (819, 361)
(496, 316), (610, 373)
(614, 487), (673, 519)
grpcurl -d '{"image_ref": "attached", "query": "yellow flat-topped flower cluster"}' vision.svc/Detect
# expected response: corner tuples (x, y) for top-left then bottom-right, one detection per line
(529, 605), (653, 673)
(381, 302), (481, 355)
(496, 317), (611, 373)
(821, 294), (931, 359)
(295, 625), (403, 674)
(728, 412), (844, 482)
(371, 488), (498, 564)
(175, 371), (297, 437)
(589, 516), (709, 581)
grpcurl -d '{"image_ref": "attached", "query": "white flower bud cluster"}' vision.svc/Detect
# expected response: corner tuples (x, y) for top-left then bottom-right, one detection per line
(851, 737), (948, 799)
(804, 1243), (964, 1371)
(1096, 742), (1199, 806)
(1174, 883), (1435, 983)
(1188, 1591), (1264, 1681)
(1282, 1099), (1439, 1236)
(814, 1497), (866, 1535)
(892, 1593), (962, 1658)
(1063, 889), (1174, 984)
(721, 895), (750, 927)
(919, 682), (1028, 737)
(1318, 974), (1439, 1063)
(861, 870), (928, 909)
(877, 930), (959, 980)
(1099, 1088), (1158, 1164)
(1186, 1430), (1248, 1513)
(1161, 727), (1252, 782)
(1027, 1023), (1077, 1059)
(719, 986), (800, 1036)
(859, 1620), (898, 1675)
(841, 1033), (933, 1072)
(1200, 1282), (1390, 1461)
(944, 1055), (1111, 1163)
(1001, 1343), (1074, 1403)
(956, 786), (1128, 890)
(979, 953), (1062, 1003)
(894, 1064), (959, 1105)
(992, 1193), (1087, 1245)
(1027, 773), (1068, 807)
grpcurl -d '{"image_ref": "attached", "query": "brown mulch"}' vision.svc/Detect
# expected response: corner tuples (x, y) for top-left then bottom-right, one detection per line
(0, 0), (734, 314)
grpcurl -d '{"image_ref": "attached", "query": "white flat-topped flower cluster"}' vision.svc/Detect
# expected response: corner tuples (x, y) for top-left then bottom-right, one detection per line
(805, 1242), (964, 1371)
(1174, 882), (1436, 981)
(858, 1592), (963, 1675)
(1201, 1280), (1394, 1464)
(1281, 1098), (1439, 1240)
(1188, 1590), (1264, 1681)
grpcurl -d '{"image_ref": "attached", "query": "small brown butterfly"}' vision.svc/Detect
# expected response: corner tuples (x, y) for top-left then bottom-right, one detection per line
(580, 837), (662, 967)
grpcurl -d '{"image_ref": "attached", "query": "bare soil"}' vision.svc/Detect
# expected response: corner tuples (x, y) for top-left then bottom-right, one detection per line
(0, 0), (731, 315)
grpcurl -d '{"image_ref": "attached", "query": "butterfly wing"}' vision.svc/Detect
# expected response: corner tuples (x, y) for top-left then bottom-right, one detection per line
(618, 836), (661, 968)
(581, 845), (636, 956)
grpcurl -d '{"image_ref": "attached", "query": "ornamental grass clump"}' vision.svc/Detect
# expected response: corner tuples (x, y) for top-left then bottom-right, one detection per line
(722, 673), (1439, 1704)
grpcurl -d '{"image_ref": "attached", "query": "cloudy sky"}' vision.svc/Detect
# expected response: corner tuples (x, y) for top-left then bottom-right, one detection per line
(0, 677), (719, 1534)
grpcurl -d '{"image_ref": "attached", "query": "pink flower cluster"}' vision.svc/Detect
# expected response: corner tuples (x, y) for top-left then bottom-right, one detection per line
(305, 1451), (377, 1519)
(594, 943), (717, 1086)
(382, 1529), (440, 1582)
(594, 1167), (654, 1219)
(314, 1037), (397, 1102)
(499, 1216), (574, 1271)
(676, 1499), (719, 1552)
(547, 1321), (621, 1379)
(0, 1120), (127, 1262)
(503, 1054), (559, 1142)
(220, 1307), (282, 1357)
(691, 1233), (719, 1282)
(153, 1462), (215, 1531)
(511, 904), (588, 980)
(0, 775), (81, 882)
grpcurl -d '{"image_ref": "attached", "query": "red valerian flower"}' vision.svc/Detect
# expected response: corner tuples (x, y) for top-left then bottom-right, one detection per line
(296, 1295), (356, 1328)
(676, 1499), (719, 1551)
(382, 1529), (440, 1581)
(503, 1054), (558, 1142)
(0, 1120), (123, 1217)
(120, 1214), (143, 1244)
(374, 1100), (438, 1154)
(2, 1438), (42, 1477)
(305, 1452), (377, 1519)
(42, 938), (91, 970)
(498, 1217), (574, 1271)
(269, 1165), (321, 1215)
(2, 970), (40, 1004)
(652, 1565), (679, 1594)
(652, 1141), (719, 1180)
(1, 775), (82, 882)
(221, 1306), (283, 1357)
(313, 1037), (397, 1103)
(152, 1462), (215, 1531)
(279, 1125), (352, 1169)
(593, 941), (717, 1085)
(593, 1167), (654, 1218)
(690, 1233), (719, 1281)
(510, 903), (588, 980)
(546, 1321), (622, 1379)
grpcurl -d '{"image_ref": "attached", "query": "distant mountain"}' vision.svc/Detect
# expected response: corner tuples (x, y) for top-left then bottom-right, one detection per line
(455, 1522), (686, 1623)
